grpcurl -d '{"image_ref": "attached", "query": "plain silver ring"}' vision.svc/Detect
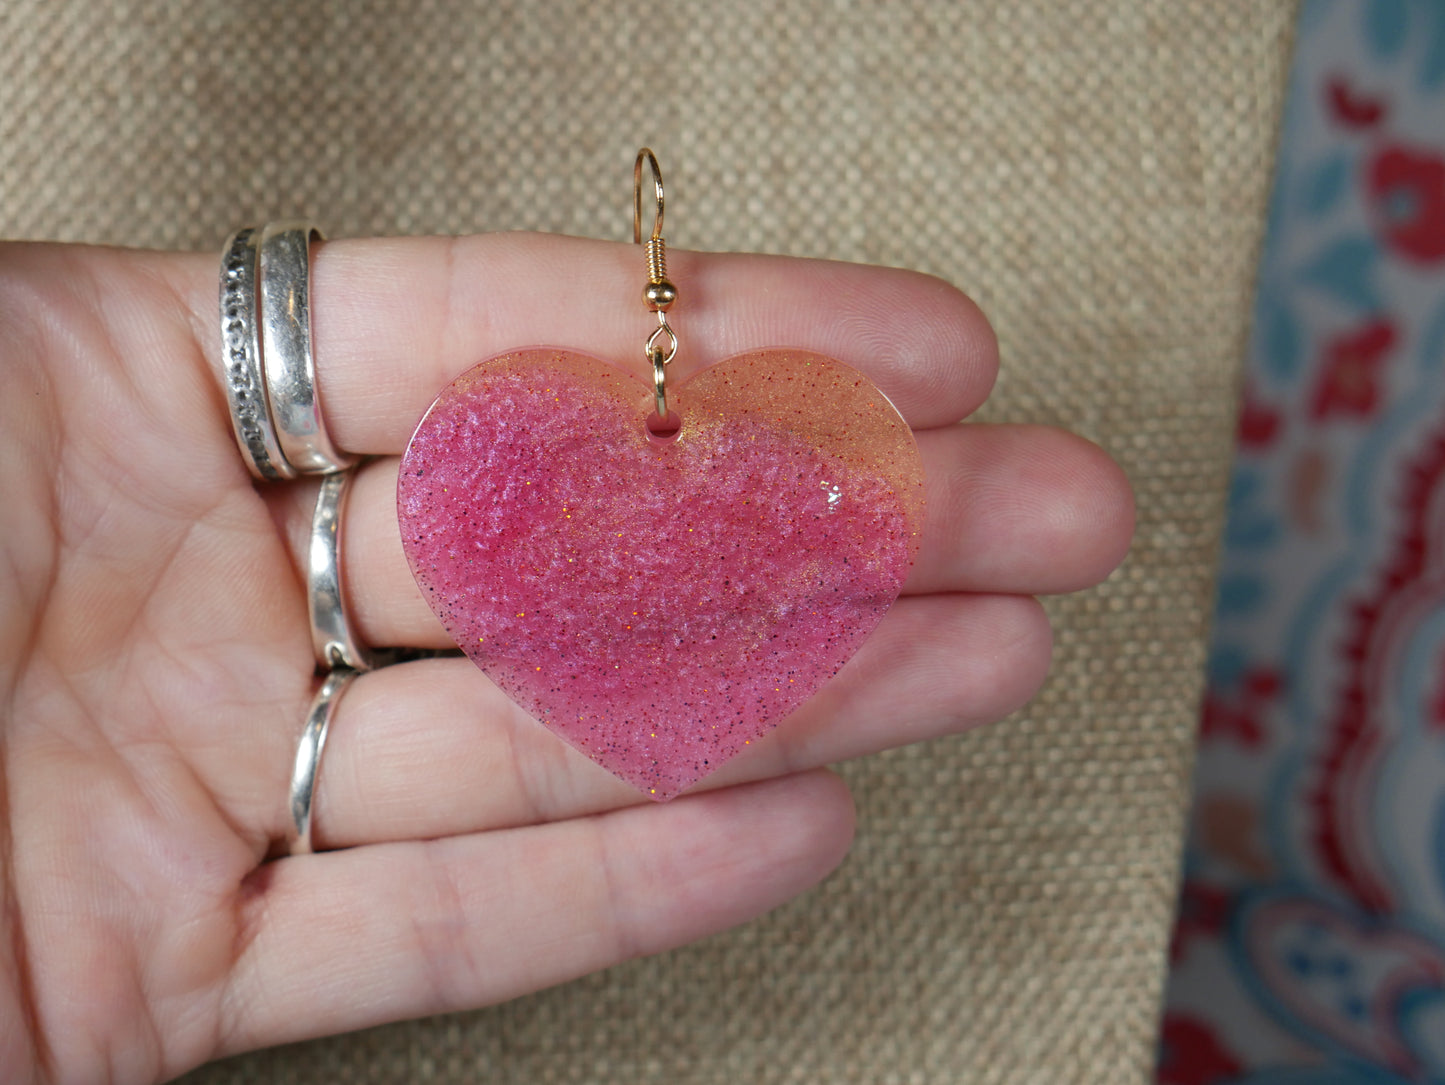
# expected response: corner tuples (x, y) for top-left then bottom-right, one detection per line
(259, 222), (357, 475)
(309, 468), (382, 671)
(219, 228), (296, 481)
(289, 668), (357, 855)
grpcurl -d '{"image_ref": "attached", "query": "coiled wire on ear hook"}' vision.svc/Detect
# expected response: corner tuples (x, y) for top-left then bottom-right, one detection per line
(634, 148), (678, 420)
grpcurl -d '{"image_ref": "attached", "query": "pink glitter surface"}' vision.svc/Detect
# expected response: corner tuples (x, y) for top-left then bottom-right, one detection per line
(398, 348), (924, 800)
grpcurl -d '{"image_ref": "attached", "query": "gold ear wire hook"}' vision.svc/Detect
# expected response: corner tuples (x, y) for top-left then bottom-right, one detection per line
(634, 148), (665, 245)
(634, 148), (678, 420)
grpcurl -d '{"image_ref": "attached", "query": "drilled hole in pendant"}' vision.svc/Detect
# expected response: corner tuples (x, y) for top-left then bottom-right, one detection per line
(645, 410), (682, 443)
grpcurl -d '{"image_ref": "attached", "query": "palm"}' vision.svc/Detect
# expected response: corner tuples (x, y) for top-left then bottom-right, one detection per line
(2, 243), (303, 1080)
(0, 235), (1132, 1083)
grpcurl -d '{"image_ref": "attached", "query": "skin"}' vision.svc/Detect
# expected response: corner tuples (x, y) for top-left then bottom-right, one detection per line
(0, 232), (1134, 1083)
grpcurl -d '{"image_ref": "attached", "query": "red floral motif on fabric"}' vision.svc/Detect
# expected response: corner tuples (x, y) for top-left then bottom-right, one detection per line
(1158, 1015), (1244, 1085)
(1368, 146), (1445, 263)
(1238, 383), (1283, 450)
(1325, 75), (1387, 129)
(1170, 882), (1234, 963)
(1309, 319), (1396, 422)
(1201, 666), (1282, 748)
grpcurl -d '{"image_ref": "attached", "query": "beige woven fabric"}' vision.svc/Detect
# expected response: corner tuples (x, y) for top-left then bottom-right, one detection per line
(0, 1), (1295, 1081)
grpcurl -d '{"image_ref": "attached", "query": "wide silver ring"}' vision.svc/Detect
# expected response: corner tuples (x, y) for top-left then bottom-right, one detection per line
(219, 228), (296, 481)
(309, 468), (383, 671)
(289, 667), (357, 856)
(259, 222), (357, 475)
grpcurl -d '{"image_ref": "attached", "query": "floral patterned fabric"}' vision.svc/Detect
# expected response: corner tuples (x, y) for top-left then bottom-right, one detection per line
(1158, 2), (1445, 1082)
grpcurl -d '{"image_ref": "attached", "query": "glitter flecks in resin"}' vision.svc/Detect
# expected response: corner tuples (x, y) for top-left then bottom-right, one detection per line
(398, 348), (925, 800)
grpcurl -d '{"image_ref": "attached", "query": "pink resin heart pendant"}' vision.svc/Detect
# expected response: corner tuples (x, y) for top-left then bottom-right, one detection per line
(398, 347), (925, 800)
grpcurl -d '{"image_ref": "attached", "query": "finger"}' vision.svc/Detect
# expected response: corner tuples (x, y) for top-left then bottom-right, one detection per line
(221, 770), (853, 1054)
(294, 592), (1048, 848)
(913, 423), (1134, 595)
(271, 422), (1128, 653)
(166, 234), (998, 452)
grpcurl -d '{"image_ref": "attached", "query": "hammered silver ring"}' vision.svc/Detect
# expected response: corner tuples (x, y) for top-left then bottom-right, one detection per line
(308, 468), (386, 672)
(289, 667), (357, 856)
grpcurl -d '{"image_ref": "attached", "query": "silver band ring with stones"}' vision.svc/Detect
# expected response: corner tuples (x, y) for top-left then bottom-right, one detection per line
(219, 227), (295, 481)
(289, 667), (357, 856)
(258, 222), (357, 475)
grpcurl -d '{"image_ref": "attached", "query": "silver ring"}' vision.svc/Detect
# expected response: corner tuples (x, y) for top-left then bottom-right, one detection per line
(219, 228), (296, 481)
(289, 667), (357, 855)
(309, 468), (382, 671)
(259, 222), (357, 475)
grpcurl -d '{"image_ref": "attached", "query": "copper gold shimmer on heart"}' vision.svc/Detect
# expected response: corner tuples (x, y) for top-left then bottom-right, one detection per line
(398, 348), (924, 799)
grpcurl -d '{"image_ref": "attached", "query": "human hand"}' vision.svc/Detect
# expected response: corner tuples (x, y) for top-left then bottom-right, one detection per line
(0, 233), (1132, 1083)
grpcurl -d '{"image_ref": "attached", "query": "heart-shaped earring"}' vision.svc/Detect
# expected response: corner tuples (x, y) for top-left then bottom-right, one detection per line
(398, 151), (925, 800)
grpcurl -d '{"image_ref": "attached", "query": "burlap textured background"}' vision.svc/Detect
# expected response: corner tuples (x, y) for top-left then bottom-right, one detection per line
(0, 1), (1295, 1081)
